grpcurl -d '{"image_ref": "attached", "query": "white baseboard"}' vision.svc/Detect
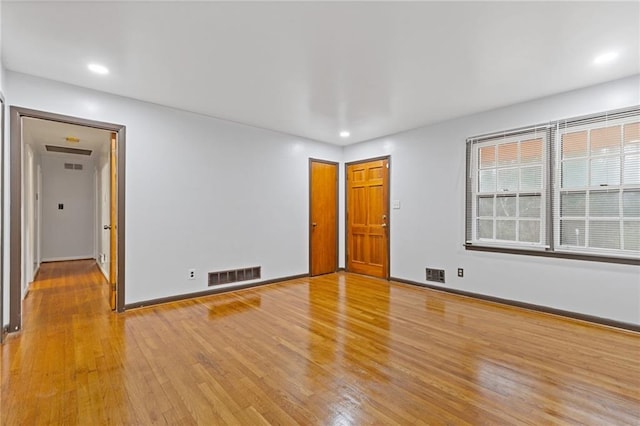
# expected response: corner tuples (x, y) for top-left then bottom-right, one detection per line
(41, 255), (95, 262)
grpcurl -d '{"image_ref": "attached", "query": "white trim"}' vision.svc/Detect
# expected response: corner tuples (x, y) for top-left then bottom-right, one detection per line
(41, 255), (95, 262)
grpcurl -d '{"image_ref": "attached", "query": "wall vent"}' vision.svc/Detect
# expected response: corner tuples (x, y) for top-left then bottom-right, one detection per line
(208, 266), (261, 286)
(426, 268), (445, 283)
(64, 163), (83, 171)
(46, 145), (92, 156)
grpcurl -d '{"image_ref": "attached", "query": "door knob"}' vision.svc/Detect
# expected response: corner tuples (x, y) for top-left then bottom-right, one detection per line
(381, 223), (387, 228)
(312, 223), (317, 227)
(103, 225), (111, 230)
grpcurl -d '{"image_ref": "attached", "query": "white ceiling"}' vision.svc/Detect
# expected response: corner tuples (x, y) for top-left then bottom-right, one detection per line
(3, 2), (639, 146)
(23, 117), (111, 158)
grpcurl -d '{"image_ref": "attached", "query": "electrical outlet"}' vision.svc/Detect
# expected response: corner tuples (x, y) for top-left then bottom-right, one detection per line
(188, 269), (196, 280)
(457, 268), (464, 278)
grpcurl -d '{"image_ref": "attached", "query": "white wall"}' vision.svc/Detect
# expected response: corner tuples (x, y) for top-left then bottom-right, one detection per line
(4, 69), (638, 325)
(0, 0), (4, 93)
(6, 71), (343, 305)
(0, 0), (6, 327)
(345, 74), (640, 325)
(40, 155), (95, 261)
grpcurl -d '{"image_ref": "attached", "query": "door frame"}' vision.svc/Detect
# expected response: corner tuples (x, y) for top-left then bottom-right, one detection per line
(0, 93), (4, 342)
(8, 106), (127, 333)
(308, 158), (339, 276)
(344, 155), (391, 279)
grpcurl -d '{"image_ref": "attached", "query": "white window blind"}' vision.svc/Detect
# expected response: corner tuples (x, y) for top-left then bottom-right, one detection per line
(466, 106), (639, 262)
(555, 115), (640, 258)
(468, 130), (548, 249)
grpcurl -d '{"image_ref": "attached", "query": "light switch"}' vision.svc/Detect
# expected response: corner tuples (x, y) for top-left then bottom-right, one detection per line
(392, 200), (401, 209)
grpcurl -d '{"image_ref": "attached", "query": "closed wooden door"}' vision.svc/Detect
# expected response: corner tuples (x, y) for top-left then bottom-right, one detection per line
(310, 160), (338, 276)
(109, 133), (117, 310)
(346, 158), (389, 278)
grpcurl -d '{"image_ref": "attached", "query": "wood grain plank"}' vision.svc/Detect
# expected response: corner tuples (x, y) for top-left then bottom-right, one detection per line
(1, 260), (638, 425)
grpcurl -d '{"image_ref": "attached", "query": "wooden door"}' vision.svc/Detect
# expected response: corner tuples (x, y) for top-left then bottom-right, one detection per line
(310, 160), (338, 276)
(346, 158), (389, 278)
(109, 133), (117, 310)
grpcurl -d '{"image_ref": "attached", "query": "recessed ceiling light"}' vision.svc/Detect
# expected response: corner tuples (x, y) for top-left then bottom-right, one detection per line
(88, 63), (109, 75)
(340, 131), (350, 138)
(593, 51), (619, 65)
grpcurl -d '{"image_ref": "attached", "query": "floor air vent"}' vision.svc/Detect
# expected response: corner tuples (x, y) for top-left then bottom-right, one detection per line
(426, 268), (445, 283)
(208, 266), (261, 286)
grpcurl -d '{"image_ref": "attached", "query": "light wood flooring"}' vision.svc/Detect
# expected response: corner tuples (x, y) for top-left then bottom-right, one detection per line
(1, 260), (639, 424)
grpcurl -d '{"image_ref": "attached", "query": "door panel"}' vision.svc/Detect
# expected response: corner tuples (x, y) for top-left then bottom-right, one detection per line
(347, 158), (389, 278)
(310, 160), (338, 276)
(353, 187), (366, 224)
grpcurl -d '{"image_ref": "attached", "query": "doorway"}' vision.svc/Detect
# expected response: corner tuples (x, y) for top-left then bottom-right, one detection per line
(345, 157), (390, 279)
(309, 159), (338, 276)
(8, 107), (126, 333)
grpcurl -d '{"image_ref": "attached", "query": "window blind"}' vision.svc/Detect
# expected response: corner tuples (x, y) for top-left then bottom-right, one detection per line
(555, 113), (640, 257)
(467, 128), (549, 249)
(465, 105), (639, 262)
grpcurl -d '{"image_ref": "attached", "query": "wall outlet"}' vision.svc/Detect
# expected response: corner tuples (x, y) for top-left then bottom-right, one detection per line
(457, 268), (464, 278)
(188, 269), (196, 280)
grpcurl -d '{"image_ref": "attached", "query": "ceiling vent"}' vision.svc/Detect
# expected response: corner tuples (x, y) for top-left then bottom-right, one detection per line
(46, 145), (92, 156)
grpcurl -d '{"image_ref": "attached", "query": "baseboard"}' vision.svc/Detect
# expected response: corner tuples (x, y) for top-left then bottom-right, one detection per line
(41, 256), (94, 263)
(124, 273), (309, 310)
(390, 276), (640, 333)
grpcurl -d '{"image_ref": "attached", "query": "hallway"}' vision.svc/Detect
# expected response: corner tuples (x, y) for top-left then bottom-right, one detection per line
(1, 260), (122, 423)
(1, 260), (639, 424)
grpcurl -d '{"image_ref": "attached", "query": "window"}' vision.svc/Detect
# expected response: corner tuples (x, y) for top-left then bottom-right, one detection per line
(466, 106), (639, 262)
(556, 116), (639, 257)
(469, 131), (548, 249)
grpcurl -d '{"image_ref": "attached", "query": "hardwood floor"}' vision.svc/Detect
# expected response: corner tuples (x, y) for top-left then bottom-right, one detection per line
(1, 260), (639, 425)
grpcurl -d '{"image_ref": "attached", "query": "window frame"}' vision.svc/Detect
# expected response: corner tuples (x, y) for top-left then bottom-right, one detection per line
(554, 114), (640, 259)
(469, 131), (550, 250)
(465, 106), (640, 266)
